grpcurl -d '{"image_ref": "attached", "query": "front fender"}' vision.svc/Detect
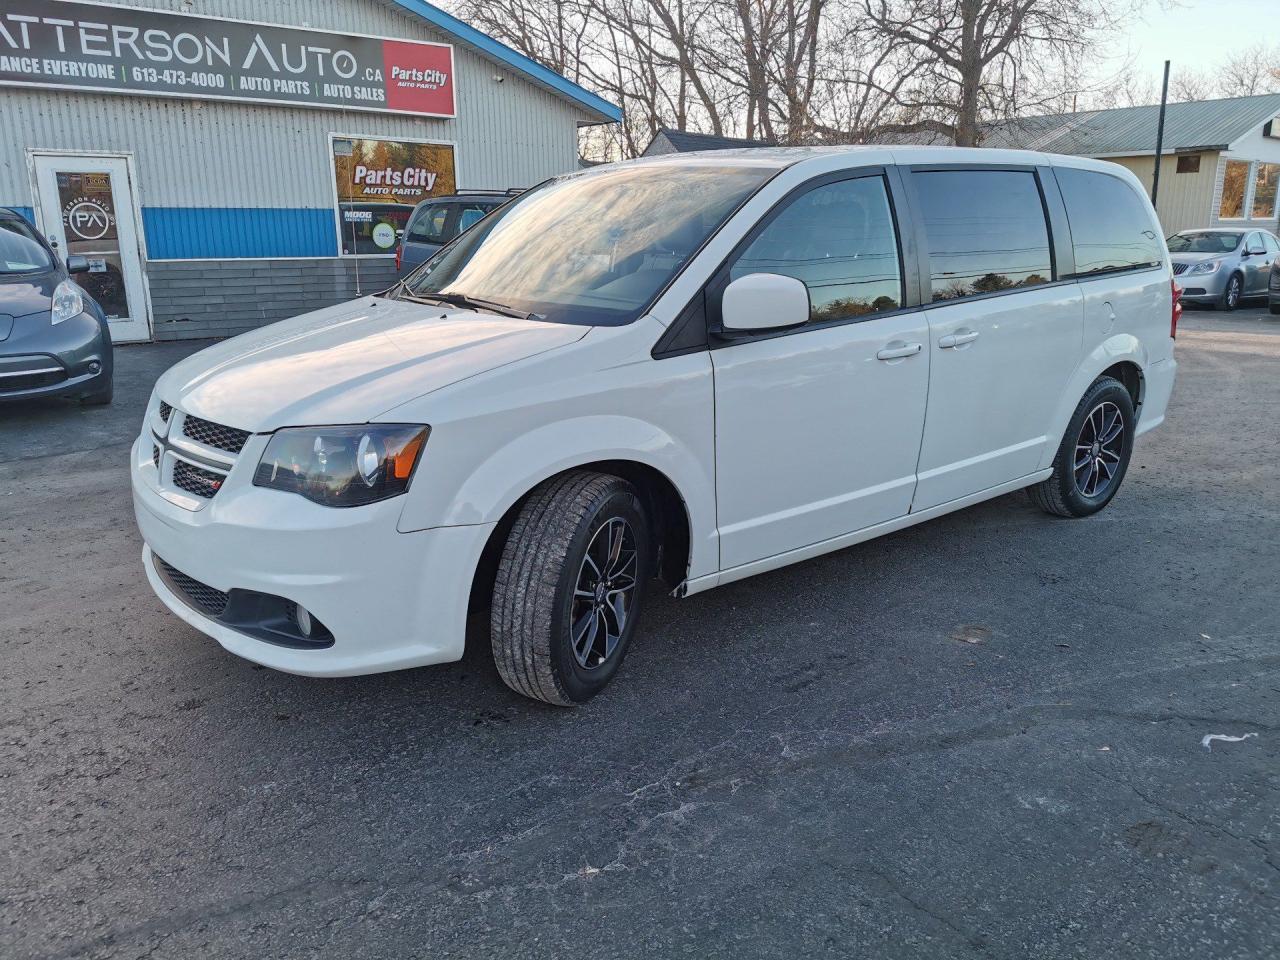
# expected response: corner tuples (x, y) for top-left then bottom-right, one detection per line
(399, 413), (719, 581)
(1038, 333), (1148, 471)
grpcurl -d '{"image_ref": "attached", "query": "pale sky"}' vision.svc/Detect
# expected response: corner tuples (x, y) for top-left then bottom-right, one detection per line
(1090, 0), (1278, 93)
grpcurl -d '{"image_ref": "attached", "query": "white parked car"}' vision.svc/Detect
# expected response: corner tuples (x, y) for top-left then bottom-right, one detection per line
(133, 147), (1179, 706)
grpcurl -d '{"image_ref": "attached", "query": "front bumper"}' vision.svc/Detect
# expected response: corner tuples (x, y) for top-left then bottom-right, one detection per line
(1172, 267), (1229, 302)
(132, 434), (494, 676)
(0, 309), (112, 402)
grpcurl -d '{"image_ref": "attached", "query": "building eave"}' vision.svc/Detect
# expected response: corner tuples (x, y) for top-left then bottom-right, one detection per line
(387, 0), (622, 124)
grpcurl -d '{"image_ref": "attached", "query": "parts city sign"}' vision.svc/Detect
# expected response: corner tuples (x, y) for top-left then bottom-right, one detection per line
(0, 1), (456, 117)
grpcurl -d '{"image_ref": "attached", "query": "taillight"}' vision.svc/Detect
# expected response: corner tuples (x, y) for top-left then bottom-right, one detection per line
(395, 244), (402, 272)
(1170, 278), (1182, 339)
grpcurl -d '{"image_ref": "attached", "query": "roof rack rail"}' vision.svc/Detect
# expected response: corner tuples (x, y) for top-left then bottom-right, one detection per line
(453, 188), (525, 196)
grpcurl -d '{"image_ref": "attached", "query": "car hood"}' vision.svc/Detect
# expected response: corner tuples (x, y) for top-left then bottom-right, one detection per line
(1169, 251), (1232, 264)
(155, 296), (590, 432)
(0, 269), (58, 318)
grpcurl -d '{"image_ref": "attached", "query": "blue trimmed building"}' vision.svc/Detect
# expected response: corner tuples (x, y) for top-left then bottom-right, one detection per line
(1, 0), (619, 341)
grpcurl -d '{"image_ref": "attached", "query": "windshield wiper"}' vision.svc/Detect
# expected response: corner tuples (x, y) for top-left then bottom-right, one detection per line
(400, 290), (537, 320)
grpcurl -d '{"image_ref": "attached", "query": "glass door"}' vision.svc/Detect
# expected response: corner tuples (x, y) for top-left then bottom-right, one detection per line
(33, 154), (150, 343)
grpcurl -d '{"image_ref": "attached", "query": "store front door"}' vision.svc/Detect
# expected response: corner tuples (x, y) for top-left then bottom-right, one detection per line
(32, 154), (150, 343)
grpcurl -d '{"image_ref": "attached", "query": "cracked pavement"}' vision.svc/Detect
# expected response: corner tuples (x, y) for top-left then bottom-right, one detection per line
(1, 306), (1278, 959)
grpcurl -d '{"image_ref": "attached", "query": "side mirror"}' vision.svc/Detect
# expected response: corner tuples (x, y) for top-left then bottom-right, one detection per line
(1246, 246), (1265, 256)
(721, 273), (810, 332)
(66, 255), (90, 274)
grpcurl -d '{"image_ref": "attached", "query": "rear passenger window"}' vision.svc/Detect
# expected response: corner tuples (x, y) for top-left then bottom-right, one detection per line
(458, 204), (490, 231)
(730, 176), (902, 323)
(913, 170), (1053, 301)
(1054, 168), (1163, 276)
(407, 204), (451, 244)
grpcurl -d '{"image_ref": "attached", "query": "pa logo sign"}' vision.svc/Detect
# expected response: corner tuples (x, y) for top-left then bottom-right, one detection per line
(63, 198), (115, 241)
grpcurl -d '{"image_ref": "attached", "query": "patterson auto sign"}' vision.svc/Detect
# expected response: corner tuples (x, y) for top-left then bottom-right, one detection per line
(0, 0), (456, 117)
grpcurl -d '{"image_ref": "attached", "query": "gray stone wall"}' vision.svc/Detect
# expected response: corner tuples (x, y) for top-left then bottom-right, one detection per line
(146, 259), (400, 341)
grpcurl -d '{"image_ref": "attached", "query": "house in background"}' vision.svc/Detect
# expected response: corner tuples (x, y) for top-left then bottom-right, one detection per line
(641, 128), (772, 156)
(642, 94), (1280, 237)
(972, 93), (1280, 236)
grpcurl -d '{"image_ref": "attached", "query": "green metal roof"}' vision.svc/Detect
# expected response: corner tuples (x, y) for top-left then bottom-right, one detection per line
(980, 93), (1280, 156)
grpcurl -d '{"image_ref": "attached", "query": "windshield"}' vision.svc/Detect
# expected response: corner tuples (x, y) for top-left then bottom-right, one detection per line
(0, 218), (53, 273)
(401, 164), (776, 325)
(1167, 231), (1242, 253)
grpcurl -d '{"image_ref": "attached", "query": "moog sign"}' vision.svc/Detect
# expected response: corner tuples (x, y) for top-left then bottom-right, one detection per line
(0, 0), (456, 117)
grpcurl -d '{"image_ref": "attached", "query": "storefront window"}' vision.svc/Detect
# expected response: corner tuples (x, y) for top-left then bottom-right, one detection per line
(1252, 162), (1279, 219)
(332, 137), (457, 256)
(1219, 160), (1249, 219)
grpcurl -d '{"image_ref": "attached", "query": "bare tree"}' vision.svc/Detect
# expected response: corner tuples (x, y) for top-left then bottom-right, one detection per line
(1218, 44), (1280, 97)
(859, 0), (1138, 146)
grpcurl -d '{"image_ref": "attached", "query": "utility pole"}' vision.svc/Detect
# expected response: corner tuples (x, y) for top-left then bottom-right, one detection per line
(1151, 60), (1170, 209)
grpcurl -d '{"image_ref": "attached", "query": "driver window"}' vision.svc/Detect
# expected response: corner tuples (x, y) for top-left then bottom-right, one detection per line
(730, 176), (902, 323)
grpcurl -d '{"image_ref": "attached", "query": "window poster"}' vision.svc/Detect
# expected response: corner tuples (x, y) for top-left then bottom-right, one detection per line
(332, 137), (456, 256)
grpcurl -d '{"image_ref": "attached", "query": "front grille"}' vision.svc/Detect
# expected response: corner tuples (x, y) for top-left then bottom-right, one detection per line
(158, 401), (173, 422)
(152, 444), (161, 468)
(182, 415), (250, 454)
(0, 369), (66, 392)
(172, 459), (226, 499)
(154, 556), (229, 617)
(1171, 262), (1189, 276)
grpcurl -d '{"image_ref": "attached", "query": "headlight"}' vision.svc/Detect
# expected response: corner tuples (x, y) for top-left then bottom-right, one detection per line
(1188, 260), (1220, 275)
(51, 279), (84, 324)
(253, 424), (428, 507)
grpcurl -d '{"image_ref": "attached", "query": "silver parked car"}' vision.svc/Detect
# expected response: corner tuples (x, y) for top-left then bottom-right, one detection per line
(1270, 258), (1279, 315)
(1167, 228), (1280, 310)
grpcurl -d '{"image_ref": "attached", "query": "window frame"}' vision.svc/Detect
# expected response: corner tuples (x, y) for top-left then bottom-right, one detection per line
(696, 167), (916, 349)
(1047, 165), (1166, 282)
(1250, 161), (1280, 221)
(900, 162), (1073, 307)
(1219, 158), (1252, 221)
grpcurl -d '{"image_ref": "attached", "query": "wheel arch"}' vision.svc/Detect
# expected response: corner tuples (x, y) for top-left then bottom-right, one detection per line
(468, 458), (696, 614)
(1039, 335), (1149, 472)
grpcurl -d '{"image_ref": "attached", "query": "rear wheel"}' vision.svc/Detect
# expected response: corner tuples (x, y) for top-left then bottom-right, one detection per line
(1028, 377), (1135, 518)
(491, 471), (650, 706)
(1220, 273), (1242, 311)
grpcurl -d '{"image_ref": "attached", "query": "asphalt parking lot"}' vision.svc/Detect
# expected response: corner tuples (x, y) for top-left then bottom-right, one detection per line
(2, 304), (1278, 959)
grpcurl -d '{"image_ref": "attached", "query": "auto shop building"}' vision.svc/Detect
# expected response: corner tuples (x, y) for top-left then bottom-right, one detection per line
(0, 0), (619, 342)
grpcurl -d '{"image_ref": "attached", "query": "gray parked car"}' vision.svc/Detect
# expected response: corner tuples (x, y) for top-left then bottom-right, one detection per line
(395, 189), (522, 275)
(1167, 228), (1279, 310)
(0, 207), (113, 405)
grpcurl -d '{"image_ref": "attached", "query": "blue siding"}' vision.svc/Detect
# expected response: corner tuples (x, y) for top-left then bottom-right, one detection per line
(142, 208), (338, 260)
(7, 206), (35, 225)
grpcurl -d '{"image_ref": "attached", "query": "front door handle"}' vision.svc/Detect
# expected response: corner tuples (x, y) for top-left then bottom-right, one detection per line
(938, 329), (980, 349)
(876, 341), (922, 361)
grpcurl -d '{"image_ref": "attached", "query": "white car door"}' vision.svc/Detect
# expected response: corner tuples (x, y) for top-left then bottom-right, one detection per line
(906, 166), (1084, 511)
(710, 173), (930, 570)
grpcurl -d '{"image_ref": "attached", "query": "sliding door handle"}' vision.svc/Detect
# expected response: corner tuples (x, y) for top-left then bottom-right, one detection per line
(938, 329), (980, 349)
(876, 341), (923, 361)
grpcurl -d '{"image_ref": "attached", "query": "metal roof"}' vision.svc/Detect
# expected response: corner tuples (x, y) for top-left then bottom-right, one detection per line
(643, 128), (773, 155)
(977, 93), (1280, 156)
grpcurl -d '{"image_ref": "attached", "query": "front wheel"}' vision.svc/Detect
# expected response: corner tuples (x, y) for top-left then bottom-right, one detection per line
(1028, 376), (1136, 518)
(1220, 273), (1242, 311)
(491, 471), (650, 706)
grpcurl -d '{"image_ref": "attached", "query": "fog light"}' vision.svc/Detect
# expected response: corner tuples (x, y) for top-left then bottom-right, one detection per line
(88, 360), (101, 374)
(295, 603), (313, 637)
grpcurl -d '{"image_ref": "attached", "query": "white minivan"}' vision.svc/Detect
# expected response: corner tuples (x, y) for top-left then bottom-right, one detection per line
(133, 146), (1179, 705)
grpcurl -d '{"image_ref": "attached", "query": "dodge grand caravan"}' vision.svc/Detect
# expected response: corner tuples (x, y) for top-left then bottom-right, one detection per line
(133, 147), (1179, 706)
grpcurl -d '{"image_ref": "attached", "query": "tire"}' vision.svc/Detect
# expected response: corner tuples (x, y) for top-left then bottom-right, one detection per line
(491, 470), (650, 706)
(1028, 376), (1136, 518)
(1220, 273), (1242, 311)
(79, 381), (113, 406)
(1270, 302), (1280, 316)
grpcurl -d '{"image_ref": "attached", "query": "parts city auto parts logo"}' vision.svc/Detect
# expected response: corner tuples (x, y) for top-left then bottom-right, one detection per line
(62, 196), (115, 241)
